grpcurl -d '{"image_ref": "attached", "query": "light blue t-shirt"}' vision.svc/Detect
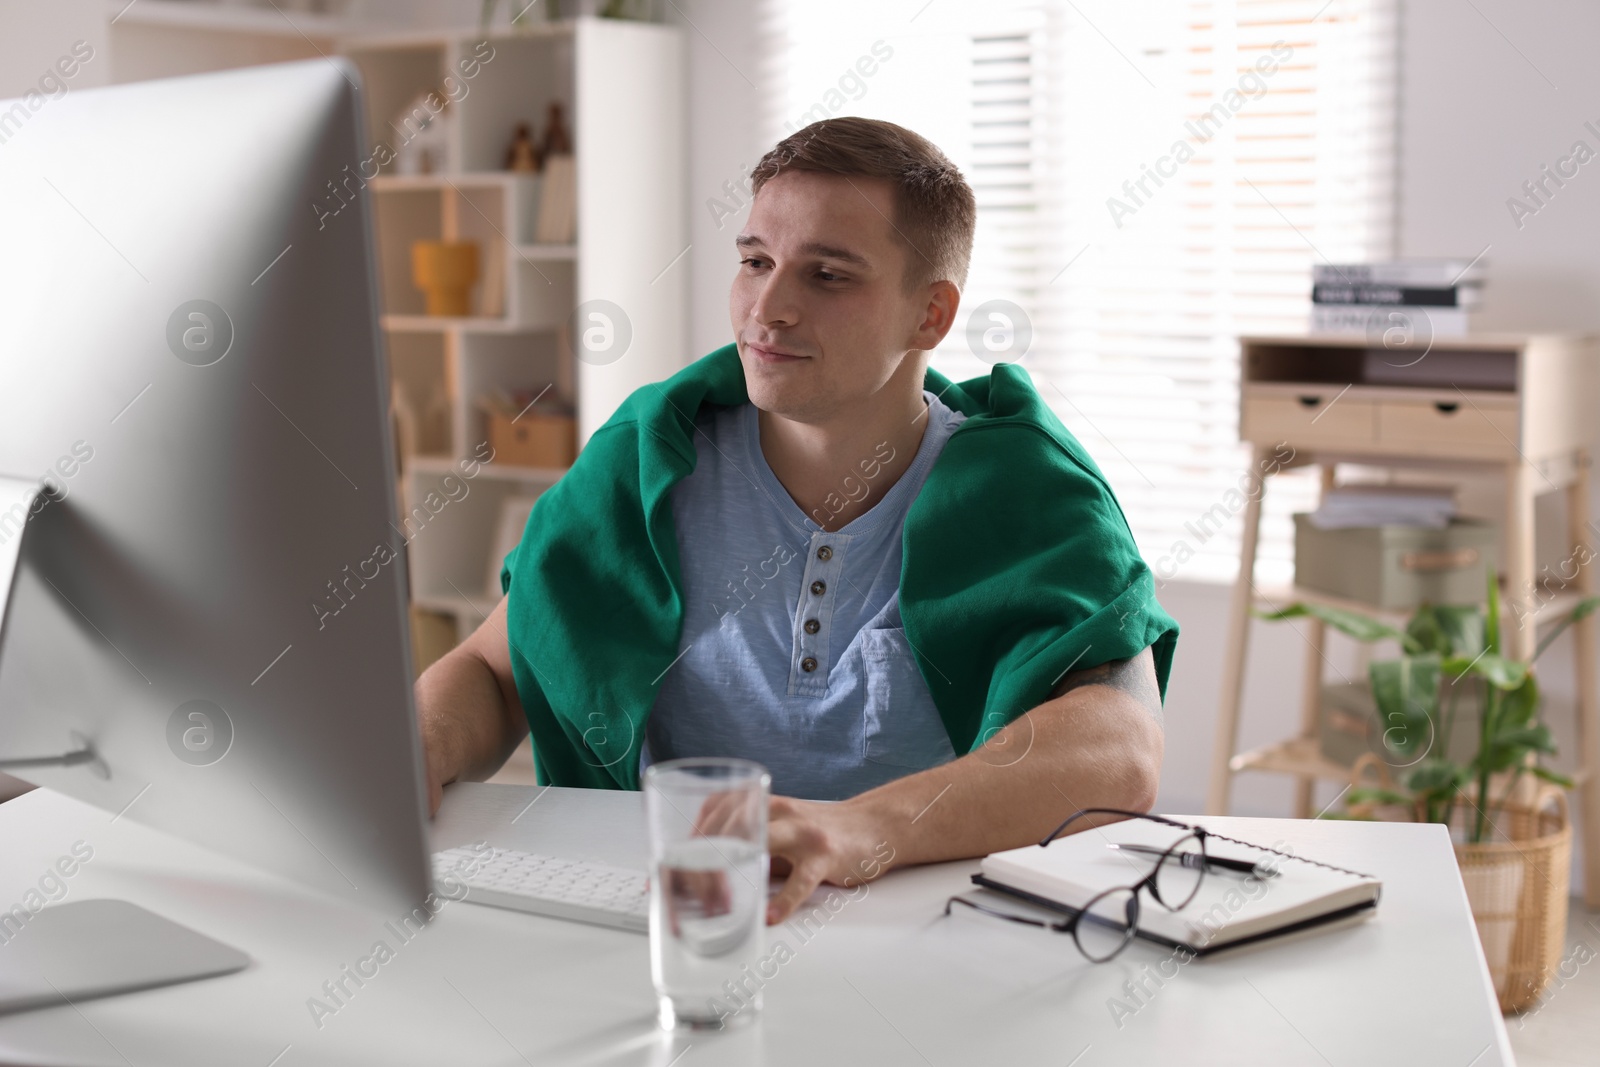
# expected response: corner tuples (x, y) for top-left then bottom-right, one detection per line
(639, 390), (968, 800)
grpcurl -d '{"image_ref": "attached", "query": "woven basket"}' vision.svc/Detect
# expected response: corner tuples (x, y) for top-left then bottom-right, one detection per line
(1453, 788), (1570, 1013)
(1344, 755), (1568, 1017)
(1347, 755), (1571, 1014)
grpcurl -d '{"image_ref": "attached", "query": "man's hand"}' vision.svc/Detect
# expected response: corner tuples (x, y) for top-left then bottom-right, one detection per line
(764, 795), (897, 924)
(758, 647), (1164, 923)
(419, 714), (454, 818)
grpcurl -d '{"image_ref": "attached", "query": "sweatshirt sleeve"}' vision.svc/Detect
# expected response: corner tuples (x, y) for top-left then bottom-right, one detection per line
(900, 417), (1179, 756)
(497, 414), (688, 790)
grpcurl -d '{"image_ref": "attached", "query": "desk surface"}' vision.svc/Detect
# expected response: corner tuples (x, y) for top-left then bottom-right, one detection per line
(0, 783), (1511, 1067)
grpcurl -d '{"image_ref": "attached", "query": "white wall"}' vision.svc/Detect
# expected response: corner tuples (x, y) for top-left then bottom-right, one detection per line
(1399, 0), (1600, 332)
(663, 0), (770, 361)
(0, 1), (111, 98)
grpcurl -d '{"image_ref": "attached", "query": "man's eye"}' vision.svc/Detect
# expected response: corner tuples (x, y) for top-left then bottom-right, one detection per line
(740, 257), (766, 269)
(817, 271), (841, 283)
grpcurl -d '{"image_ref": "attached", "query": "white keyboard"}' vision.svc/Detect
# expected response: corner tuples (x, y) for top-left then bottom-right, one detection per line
(432, 844), (650, 933)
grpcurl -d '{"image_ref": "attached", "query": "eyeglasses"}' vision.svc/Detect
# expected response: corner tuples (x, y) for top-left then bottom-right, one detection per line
(943, 808), (1213, 963)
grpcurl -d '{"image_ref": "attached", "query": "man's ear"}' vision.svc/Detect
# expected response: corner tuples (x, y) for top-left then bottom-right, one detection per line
(909, 279), (960, 352)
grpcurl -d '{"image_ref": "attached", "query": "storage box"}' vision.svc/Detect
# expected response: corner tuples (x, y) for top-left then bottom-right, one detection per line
(1293, 514), (1495, 610)
(1319, 679), (1486, 768)
(486, 409), (576, 468)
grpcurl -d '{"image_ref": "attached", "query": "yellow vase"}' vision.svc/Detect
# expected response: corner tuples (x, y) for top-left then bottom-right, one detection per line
(411, 240), (480, 317)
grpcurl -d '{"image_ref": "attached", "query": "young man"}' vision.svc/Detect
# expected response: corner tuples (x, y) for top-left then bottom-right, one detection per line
(416, 117), (1178, 924)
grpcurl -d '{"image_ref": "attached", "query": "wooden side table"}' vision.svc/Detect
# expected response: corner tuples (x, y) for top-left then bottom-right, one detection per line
(1206, 331), (1600, 908)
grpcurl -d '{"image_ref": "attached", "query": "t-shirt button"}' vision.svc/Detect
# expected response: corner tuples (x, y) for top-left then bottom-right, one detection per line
(804, 618), (820, 634)
(810, 580), (826, 595)
(816, 545), (833, 561)
(800, 656), (818, 672)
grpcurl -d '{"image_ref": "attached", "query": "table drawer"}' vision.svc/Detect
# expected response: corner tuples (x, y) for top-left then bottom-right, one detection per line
(1375, 399), (1518, 453)
(1241, 391), (1375, 447)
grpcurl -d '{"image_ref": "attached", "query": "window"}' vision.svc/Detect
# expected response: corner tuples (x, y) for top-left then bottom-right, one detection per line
(757, 0), (1398, 585)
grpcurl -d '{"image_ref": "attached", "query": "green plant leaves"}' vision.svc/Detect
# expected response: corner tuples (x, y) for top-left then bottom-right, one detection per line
(1434, 605), (1486, 658)
(1531, 765), (1576, 789)
(1533, 594), (1600, 662)
(1484, 570), (1501, 655)
(1256, 602), (1418, 652)
(1403, 759), (1471, 797)
(1263, 571), (1571, 834)
(1368, 654), (1440, 759)
(1478, 723), (1558, 774)
(1398, 759), (1472, 827)
(1405, 605), (1447, 655)
(1442, 652), (1529, 690)
(1495, 673), (1540, 729)
(1348, 786), (1413, 808)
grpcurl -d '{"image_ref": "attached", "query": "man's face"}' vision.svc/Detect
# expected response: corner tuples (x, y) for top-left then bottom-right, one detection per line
(730, 171), (935, 424)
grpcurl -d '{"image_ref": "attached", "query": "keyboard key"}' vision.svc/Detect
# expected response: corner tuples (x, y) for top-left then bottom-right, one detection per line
(432, 846), (650, 933)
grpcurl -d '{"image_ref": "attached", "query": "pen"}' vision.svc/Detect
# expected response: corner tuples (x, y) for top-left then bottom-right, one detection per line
(1105, 843), (1280, 879)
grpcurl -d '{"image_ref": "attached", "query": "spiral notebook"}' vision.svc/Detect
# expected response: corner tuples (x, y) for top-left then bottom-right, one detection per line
(973, 818), (1382, 957)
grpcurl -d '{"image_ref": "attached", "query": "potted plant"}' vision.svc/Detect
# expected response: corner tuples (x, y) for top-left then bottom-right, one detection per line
(1261, 572), (1596, 1012)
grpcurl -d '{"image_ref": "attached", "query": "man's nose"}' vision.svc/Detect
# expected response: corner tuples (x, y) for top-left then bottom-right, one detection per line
(748, 267), (800, 328)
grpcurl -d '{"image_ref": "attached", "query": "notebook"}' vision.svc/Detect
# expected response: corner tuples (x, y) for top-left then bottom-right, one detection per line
(973, 817), (1381, 957)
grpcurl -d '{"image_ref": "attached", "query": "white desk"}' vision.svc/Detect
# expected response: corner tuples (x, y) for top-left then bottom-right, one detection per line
(0, 784), (1511, 1066)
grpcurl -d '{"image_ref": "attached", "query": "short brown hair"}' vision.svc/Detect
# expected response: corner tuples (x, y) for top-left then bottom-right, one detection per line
(749, 117), (976, 296)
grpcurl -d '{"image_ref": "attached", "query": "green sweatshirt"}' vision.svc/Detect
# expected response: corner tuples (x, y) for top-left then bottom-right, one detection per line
(500, 342), (1179, 790)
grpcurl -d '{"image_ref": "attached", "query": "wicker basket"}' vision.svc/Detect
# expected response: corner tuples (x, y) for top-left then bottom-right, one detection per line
(1453, 789), (1570, 1013)
(1347, 755), (1571, 1014)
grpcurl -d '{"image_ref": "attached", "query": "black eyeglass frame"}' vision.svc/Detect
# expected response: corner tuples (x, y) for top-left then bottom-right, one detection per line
(943, 808), (1213, 963)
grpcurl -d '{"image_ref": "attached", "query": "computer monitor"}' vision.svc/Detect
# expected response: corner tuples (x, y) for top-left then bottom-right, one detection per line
(0, 55), (432, 944)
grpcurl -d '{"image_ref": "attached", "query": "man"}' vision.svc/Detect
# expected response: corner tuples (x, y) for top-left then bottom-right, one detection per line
(416, 117), (1178, 925)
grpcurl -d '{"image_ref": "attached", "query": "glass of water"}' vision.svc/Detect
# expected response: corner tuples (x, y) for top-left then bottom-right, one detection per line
(643, 757), (770, 1030)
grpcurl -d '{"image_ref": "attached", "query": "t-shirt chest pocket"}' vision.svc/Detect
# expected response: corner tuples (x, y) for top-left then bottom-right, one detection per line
(859, 627), (957, 770)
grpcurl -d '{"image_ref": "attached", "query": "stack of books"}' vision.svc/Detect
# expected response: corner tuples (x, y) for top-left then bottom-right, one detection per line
(1311, 260), (1484, 336)
(1306, 484), (1457, 530)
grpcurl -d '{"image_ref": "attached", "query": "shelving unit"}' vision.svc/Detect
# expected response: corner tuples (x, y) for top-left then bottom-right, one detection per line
(1208, 332), (1600, 908)
(91, 3), (689, 656)
(342, 18), (687, 647)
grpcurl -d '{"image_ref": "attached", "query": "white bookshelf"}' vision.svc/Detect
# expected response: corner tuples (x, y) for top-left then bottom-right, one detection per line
(351, 19), (688, 647)
(93, 5), (690, 658)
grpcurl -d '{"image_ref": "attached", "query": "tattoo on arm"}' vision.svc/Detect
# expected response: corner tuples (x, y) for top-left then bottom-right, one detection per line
(1049, 647), (1163, 725)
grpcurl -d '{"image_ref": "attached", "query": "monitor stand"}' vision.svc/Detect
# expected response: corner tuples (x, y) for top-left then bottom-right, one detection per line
(0, 899), (250, 1013)
(0, 476), (249, 1012)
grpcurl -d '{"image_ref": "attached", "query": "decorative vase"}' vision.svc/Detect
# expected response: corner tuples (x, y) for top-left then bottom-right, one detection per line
(411, 241), (480, 317)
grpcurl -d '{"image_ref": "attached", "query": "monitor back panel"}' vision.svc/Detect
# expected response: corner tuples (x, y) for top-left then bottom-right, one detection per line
(0, 59), (431, 915)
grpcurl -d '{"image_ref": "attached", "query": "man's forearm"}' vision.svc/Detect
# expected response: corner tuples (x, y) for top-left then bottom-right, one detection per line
(844, 686), (1163, 871)
(416, 644), (526, 783)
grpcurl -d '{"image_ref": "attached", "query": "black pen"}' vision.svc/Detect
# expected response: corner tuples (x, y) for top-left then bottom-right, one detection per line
(1106, 843), (1280, 879)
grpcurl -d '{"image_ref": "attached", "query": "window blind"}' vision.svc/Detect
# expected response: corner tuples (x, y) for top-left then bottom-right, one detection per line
(756, 0), (1397, 585)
